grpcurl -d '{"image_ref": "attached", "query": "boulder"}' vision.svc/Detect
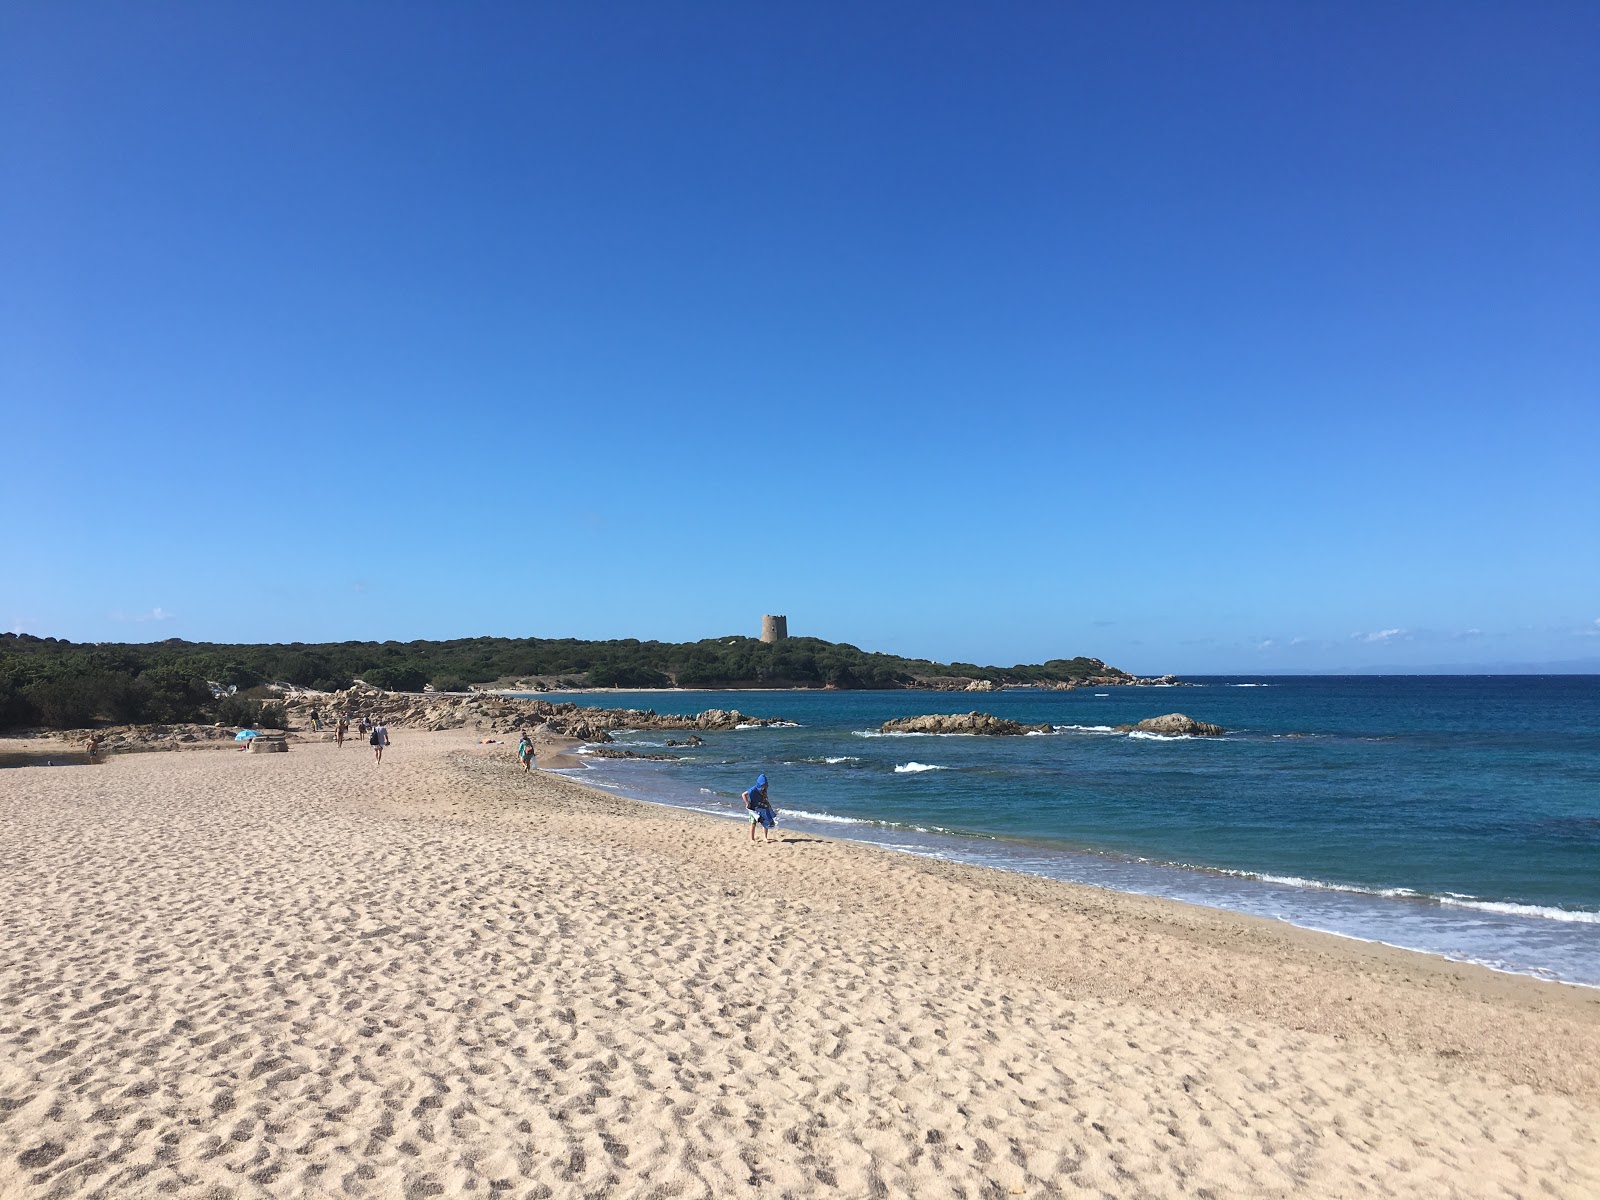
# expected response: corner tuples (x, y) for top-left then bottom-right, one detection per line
(1116, 713), (1225, 737)
(879, 711), (1052, 736)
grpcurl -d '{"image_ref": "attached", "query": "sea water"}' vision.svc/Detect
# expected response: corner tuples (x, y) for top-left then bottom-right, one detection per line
(533, 677), (1600, 987)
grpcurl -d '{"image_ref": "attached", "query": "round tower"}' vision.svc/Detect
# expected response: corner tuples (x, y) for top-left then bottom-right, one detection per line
(760, 614), (788, 644)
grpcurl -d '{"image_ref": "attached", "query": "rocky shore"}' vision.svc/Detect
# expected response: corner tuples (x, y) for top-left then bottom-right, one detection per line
(880, 711), (1227, 737)
(287, 687), (789, 744)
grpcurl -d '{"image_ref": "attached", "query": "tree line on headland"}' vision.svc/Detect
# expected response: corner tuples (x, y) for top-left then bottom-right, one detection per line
(0, 631), (1135, 731)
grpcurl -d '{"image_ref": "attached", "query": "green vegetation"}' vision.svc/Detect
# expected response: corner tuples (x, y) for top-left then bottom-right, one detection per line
(0, 631), (1132, 731)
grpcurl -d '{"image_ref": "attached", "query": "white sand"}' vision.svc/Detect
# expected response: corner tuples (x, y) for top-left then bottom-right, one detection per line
(2, 731), (1597, 1198)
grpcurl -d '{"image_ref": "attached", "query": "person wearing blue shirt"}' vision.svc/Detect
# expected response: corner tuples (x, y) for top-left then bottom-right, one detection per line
(742, 774), (777, 844)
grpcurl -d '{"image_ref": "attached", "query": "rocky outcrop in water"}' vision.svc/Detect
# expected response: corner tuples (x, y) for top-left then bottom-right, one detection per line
(1115, 713), (1225, 736)
(286, 689), (788, 740)
(879, 711), (1053, 736)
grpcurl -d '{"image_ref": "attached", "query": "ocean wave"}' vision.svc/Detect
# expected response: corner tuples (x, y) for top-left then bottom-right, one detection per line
(1239, 871), (1419, 898)
(824, 756), (859, 764)
(1126, 730), (1199, 741)
(735, 720), (802, 729)
(853, 730), (975, 738)
(1229, 683), (1270, 687)
(784, 807), (872, 826)
(1201, 868), (1600, 922)
(894, 762), (948, 774)
(1438, 898), (1600, 924)
(1054, 724), (1119, 734)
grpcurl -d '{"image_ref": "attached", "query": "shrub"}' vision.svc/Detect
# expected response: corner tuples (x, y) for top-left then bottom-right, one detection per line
(430, 677), (469, 693)
(0, 678), (39, 730)
(215, 695), (262, 727)
(220, 663), (263, 689)
(23, 676), (103, 728)
(364, 665), (427, 692)
(133, 669), (213, 724)
(257, 702), (289, 730)
(588, 662), (671, 688)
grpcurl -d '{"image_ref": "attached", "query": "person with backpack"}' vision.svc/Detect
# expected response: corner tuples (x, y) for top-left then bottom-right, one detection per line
(369, 720), (389, 764)
(742, 774), (777, 844)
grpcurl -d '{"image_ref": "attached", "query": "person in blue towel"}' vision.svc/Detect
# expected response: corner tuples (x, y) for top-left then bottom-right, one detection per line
(742, 774), (777, 844)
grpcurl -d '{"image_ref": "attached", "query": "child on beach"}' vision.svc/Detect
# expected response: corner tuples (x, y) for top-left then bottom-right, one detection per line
(369, 721), (389, 763)
(517, 732), (535, 772)
(743, 774), (777, 844)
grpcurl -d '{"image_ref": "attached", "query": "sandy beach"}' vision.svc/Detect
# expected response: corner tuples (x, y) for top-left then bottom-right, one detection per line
(2, 732), (1598, 1198)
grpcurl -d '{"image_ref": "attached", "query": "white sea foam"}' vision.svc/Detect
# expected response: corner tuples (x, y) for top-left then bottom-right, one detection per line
(894, 762), (948, 774)
(1055, 724), (1119, 734)
(1094, 693), (1110, 697)
(853, 730), (975, 738)
(785, 808), (872, 826)
(1438, 898), (1600, 923)
(823, 756), (859, 764)
(735, 721), (802, 730)
(1203, 868), (1599, 921)
(1127, 730), (1197, 741)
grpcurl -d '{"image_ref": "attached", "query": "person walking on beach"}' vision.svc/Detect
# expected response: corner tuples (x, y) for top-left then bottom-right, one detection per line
(336, 717), (348, 748)
(743, 774), (777, 844)
(369, 720), (389, 764)
(517, 731), (536, 772)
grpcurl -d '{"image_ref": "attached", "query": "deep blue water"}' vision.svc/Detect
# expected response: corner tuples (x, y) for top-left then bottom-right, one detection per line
(533, 677), (1600, 986)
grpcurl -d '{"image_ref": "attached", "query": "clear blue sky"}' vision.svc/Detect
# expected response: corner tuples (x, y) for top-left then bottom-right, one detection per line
(3, 2), (1596, 674)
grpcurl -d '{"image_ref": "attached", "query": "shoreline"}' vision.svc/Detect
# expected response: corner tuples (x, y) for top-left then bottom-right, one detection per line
(3, 730), (1597, 1196)
(565, 749), (1600, 991)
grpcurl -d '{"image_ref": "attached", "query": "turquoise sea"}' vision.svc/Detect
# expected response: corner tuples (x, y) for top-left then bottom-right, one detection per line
(538, 677), (1600, 987)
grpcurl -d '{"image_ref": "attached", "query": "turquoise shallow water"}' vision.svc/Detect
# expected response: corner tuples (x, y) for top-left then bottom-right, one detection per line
(536, 677), (1600, 986)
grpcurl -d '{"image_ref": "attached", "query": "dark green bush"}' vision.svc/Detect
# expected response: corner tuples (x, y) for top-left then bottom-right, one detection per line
(220, 662), (263, 689)
(23, 676), (103, 728)
(257, 702), (289, 729)
(430, 677), (470, 693)
(216, 695), (262, 727)
(364, 665), (427, 692)
(132, 668), (213, 724)
(0, 678), (39, 729)
(587, 661), (671, 688)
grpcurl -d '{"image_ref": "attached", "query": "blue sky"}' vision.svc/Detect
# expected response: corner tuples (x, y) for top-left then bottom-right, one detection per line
(3, 2), (1596, 674)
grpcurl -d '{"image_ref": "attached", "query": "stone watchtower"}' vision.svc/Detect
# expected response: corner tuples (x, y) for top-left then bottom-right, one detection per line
(760, 614), (789, 644)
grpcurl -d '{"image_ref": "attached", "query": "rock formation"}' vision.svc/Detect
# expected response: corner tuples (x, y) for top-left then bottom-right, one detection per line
(1115, 713), (1225, 737)
(286, 688), (789, 741)
(879, 711), (1053, 736)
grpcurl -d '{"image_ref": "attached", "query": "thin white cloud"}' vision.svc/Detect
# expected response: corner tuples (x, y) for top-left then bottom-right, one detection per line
(111, 607), (175, 623)
(1352, 628), (1408, 644)
(1581, 618), (1600, 637)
